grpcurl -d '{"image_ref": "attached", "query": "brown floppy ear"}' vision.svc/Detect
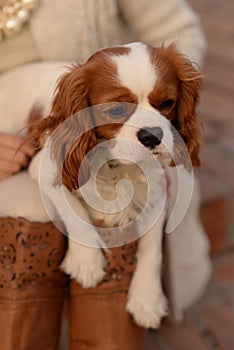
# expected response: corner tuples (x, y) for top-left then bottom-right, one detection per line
(48, 64), (97, 191)
(27, 64), (97, 191)
(51, 108), (97, 191)
(173, 52), (202, 167)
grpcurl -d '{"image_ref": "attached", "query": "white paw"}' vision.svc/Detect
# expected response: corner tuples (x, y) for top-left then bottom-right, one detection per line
(126, 288), (168, 329)
(61, 246), (106, 288)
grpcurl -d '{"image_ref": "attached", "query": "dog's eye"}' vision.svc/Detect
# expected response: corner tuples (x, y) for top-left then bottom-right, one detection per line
(160, 99), (175, 110)
(107, 106), (125, 117)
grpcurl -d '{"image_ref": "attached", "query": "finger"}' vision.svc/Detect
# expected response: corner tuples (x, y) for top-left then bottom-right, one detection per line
(0, 133), (35, 157)
(13, 149), (31, 167)
(19, 141), (36, 158)
(0, 158), (21, 175)
(0, 133), (23, 149)
(0, 145), (30, 167)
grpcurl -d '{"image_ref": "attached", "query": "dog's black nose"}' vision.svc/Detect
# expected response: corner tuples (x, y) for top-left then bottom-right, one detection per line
(137, 127), (164, 148)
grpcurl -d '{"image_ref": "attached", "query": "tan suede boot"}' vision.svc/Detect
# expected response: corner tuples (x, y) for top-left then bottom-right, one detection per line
(69, 240), (144, 350)
(0, 217), (68, 350)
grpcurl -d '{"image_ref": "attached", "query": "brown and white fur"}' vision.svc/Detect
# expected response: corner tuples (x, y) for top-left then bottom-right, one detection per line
(27, 42), (201, 329)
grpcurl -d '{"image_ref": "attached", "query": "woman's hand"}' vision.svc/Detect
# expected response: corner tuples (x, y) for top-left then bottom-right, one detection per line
(0, 132), (35, 180)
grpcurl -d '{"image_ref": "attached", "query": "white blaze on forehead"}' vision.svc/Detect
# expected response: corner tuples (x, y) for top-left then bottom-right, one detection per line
(111, 42), (157, 100)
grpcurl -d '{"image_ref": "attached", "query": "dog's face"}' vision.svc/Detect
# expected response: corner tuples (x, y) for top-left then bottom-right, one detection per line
(87, 43), (180, 164)
(33, 42), (202, 190)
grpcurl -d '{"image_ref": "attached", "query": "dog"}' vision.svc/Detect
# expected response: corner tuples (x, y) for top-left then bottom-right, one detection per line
(27, 42), (202, 329)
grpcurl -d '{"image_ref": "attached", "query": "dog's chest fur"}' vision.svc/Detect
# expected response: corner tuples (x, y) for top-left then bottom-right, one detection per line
(75, 161), (166, 229)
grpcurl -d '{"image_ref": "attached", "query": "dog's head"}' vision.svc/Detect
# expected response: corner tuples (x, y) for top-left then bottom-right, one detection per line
(30, 42), (202, 191)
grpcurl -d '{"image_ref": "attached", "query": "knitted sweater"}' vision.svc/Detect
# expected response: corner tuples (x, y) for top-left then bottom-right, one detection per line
(0, 0), (206, 73)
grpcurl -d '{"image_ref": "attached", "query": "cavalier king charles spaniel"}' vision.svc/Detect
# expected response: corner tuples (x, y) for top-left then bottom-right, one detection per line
(28, 42), (202, 329)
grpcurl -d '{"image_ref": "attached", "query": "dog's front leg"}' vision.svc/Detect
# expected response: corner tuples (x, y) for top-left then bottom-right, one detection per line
(126, 212), (168, 329)
(57, 191), (107, 288)
(59, 186), (107, 288)
(61, 239), (106, 288)
(29, 149), (106, 288)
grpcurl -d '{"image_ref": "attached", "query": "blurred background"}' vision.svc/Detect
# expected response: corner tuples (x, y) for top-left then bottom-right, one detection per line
(191, 0), (234, 255)
(146, 1), (234, 349)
